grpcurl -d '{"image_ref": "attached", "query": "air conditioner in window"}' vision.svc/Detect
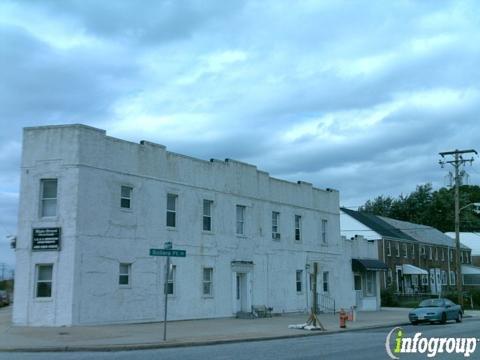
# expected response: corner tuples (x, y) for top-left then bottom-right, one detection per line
(272, 232), (281, 240)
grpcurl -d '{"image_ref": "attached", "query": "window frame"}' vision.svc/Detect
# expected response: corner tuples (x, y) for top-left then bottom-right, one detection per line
(295, 215), (302, 242)
(35, 264), (53, 298)
(395, 242), (400, 257)
(296, 270), (303, 293)
(321, 219), (328, 244)
(167, 265), (176, 295)
(428, 247), (433, 260)
(120, 185), (133, 210)
(166, 193), (178, 228)
(364, 271), (376, 297)
(386, 241), (391, 257)
(119, 263), (131, 287)
(202, 267), (213, 297)
(403, 243), (408, 258)
(322, 271), (329, 293)
(202, 199), (213, 232)
(40, 178), (58, 218)
(236, 205), (246, 235)
(272, 211), (280, 240)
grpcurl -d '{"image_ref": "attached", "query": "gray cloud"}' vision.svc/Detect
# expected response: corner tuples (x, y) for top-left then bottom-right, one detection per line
(1, 0), (480, 267)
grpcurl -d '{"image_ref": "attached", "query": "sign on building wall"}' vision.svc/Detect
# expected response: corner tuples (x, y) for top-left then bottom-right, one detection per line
(32, 227), (61, 251)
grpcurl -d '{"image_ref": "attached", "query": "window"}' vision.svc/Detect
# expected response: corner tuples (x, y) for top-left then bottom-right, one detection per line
(466, 252), (470, 264)
(119, 263), (131, 286)
(461, 252), (464, 263)
(411, 244), (415, 259)
(321, 219), (328, 244)
(442, 248), (445, 262)
(403, 243), (408, 258)
(36, 264), (53, 298)
(441, 270), (447, 285)
(395, 243), (400, 257)
(296, 270), (303, 293)
(295, 215), (302, 241)
(120, 185), (132, 209)
(236, 205), (245, 235)
(40, 179), (57, 217)
(386, 241), (391, 257)
(167, 265), (176, 295)
(166, 194), (177, 227)
(428, 247), (433, 260)
(435, 248), (439, 261)
(449, 271), (456, 286)
(450, 249), (454, 263)
(365, 271), (376, 296)
(354, 274), (362, 290)
(202, 267), (213, 296)
(203, 200), (213, 231)
(387, 269), (393, 286)
(421, 246), (426, 257)
(322, 271), (329, 293)
(272, 211), (280, 240)
(421, 274), (428, 286)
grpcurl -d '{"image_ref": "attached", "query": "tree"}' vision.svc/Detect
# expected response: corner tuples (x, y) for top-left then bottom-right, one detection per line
(359, 184), (480, 232)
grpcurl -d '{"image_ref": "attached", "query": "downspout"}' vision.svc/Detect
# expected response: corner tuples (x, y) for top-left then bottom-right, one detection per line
(382, 238), (386, 288)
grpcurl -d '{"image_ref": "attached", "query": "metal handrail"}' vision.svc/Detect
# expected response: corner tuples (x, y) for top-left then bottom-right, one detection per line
(317, 293), (336, 314)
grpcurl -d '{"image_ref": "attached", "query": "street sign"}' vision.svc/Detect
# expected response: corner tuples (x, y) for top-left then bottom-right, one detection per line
(150, 248), (186, 257)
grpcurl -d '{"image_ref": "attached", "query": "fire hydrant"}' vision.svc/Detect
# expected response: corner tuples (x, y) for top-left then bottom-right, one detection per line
(339, 308), (348, 328)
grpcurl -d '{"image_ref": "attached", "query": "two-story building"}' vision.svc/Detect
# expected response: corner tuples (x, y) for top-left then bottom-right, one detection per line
(341, 208), (473, 295)
(13, 124), (356, 326)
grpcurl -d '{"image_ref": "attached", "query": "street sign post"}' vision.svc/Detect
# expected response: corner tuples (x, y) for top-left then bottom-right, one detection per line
(150, 244), (186, 341)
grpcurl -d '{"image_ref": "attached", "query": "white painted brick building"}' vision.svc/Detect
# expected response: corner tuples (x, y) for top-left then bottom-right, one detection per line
(13, 124), (356, 326)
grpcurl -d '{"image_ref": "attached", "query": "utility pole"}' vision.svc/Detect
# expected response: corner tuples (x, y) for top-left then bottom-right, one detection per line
(439, 149), (477, 306)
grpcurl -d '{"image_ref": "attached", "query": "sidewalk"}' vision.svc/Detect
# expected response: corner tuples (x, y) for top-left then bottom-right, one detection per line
(0, 306), (476, 352)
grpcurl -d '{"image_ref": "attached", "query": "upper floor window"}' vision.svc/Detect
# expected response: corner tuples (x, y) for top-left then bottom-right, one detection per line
(321, 219), (328, 244)
(435, 248), (439, 261)
(166, 194), (177, 227)
(411, 244), (415, 259)
(428, 247), (433, 260)
(236, 205), (246, 235)
(35, 264), (53, 298)
(402, 243), (408, 258)
(120, 185), (132, 209)
(461, 252), (464, 263)
(203, 200), (213, 231)
(40, 179), (57, 217)
(395, 243), (400, 257)
(420, 246), (426, 257)
(442, 248), (446, 262)
(450, 249), (454, 263)
(295, 215), (302, 242)
(272, 211), (280, 240)
(386, 241), (391, 256)
(119, 263), (131, 286)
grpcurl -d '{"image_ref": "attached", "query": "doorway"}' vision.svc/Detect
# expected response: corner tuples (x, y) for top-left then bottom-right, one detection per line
(235, 273), (248, 312)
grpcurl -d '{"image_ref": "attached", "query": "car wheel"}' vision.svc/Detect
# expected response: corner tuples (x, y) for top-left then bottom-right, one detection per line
(441, 312), (447, 324)
(456, 312), (463, 323)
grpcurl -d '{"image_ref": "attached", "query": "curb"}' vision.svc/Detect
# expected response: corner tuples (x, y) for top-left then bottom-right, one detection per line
(0, 316), (477, 353)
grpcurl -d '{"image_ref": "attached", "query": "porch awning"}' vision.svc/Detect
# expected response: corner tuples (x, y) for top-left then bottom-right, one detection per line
(462, 265), (480, 275)
(402, 264), (428, 275)
(352, 258), (388, 272)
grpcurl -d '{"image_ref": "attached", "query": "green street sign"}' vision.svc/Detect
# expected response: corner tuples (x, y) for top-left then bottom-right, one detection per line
(150, 248), (186, 257)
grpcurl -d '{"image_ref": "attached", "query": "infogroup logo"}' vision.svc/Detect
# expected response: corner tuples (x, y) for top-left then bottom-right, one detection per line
(385, 327), (479, 359)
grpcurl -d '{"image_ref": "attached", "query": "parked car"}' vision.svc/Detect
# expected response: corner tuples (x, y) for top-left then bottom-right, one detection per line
(0, 290), (9, 307)
(409, 298), (462, 325)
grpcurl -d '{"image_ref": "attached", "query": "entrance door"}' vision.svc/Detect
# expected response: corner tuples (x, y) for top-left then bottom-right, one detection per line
(235, 273), (248, 312)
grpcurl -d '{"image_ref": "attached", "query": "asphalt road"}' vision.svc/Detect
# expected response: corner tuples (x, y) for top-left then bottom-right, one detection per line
(1, 319), (479, 360)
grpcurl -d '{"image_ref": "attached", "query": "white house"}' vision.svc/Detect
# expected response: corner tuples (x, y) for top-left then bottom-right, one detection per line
(13, 124), (356, 326)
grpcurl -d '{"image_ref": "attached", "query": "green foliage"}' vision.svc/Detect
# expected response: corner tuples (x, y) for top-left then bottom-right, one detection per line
(359, 184), (480, 232)
(381, 286), (399, 307)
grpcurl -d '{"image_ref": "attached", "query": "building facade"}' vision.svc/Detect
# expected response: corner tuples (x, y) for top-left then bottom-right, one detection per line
(341, 208), (473, 296)
(13, 124), (356, 326)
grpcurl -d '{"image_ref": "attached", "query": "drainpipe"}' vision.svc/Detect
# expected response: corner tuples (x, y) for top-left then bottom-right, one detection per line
(382, 238), (386, 288)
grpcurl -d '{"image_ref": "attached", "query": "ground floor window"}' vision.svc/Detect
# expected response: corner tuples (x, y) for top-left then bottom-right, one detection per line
(322, 271), (329, 293)
(296, 270), (303, 293)
(203, 267), (213, 296)
(449, 271), (456, 286)
(354, 274), (362, 291)
(441, 270), (448, 285)
(365, 271), (376, 296)
(167, 265), (176, 295)
(386, 269), (392, 287)
(36, 264), (53, 298)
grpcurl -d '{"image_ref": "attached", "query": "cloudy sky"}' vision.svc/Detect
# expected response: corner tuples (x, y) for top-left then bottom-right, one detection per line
(1, 0), (480, 268)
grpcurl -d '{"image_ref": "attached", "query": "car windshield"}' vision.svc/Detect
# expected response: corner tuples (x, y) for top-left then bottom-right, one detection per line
(418, 299), (444, 308)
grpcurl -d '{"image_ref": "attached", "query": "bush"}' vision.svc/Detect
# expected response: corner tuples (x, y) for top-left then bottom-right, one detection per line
(381, 286), (399, 307)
